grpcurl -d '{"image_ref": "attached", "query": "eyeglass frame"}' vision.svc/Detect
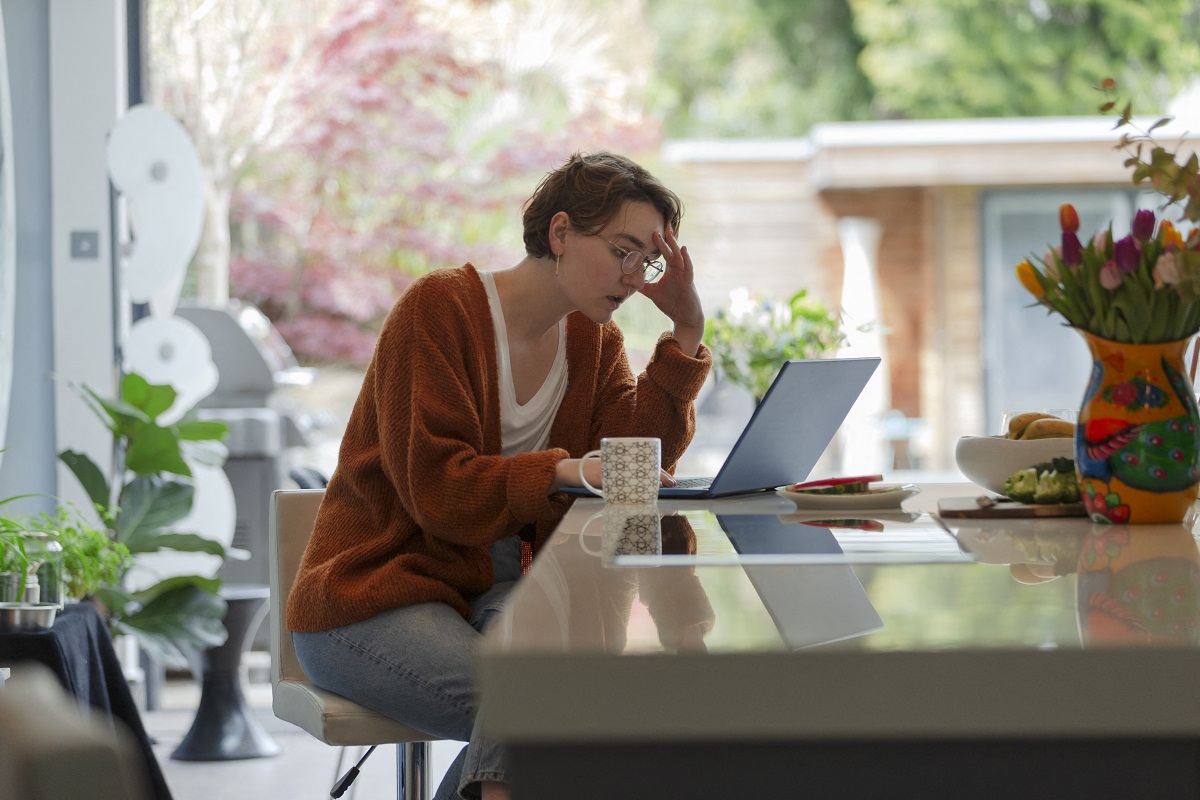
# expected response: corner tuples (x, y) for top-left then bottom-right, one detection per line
(585, 229), (665, 283)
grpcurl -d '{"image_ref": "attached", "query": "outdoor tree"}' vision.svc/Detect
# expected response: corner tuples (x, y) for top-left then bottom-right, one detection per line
(646, 0), (1200, 137)
(149, 0), (658, 362)
(148, 0), (343, 304)
(851, 0), (1200, 120)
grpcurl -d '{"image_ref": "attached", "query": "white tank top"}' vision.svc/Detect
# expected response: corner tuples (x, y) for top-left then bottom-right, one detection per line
(478, 271), (568, 456)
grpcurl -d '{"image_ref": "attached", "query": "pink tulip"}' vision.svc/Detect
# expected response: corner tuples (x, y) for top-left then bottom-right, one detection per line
(1154, 251), (1180, 288)
(1099, 261), (1123, 289)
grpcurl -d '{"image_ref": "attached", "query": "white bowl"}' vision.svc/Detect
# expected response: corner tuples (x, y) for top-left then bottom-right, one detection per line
(955, 435), (1074, 496)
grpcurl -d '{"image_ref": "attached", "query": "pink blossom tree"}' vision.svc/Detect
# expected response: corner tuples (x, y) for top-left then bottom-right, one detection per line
(151, 0), (658, 363)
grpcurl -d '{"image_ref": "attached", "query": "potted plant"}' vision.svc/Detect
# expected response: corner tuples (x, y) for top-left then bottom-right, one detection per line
(704, 287), (845, 403)
(56, 371), (241, 666)
(17, 505), (132, 605)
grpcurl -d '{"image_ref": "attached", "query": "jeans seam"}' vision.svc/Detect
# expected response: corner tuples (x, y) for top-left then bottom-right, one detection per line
(322, 627), (476, 716)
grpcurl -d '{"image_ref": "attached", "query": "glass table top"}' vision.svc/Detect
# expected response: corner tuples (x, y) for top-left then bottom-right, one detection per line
(489, 492), (1200, 657)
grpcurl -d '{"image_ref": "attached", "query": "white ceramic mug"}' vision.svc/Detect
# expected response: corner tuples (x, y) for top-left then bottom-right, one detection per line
(578, 437), (661, 504)
(580, 505), (662, 564)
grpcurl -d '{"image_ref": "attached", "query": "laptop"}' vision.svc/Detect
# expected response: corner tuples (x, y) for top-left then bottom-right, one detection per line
(569, 356), (880, 499)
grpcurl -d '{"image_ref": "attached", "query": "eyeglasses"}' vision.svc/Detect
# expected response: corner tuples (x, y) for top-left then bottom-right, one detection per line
(588, 231), (665, 283)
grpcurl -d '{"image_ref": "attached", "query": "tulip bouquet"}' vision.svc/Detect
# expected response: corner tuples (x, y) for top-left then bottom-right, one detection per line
(1016, 80), (1200, 344)
(1016, 204), (1200, 343)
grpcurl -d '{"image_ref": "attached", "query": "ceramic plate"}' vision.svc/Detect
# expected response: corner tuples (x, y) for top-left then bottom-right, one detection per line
(777, 484), (920, 511)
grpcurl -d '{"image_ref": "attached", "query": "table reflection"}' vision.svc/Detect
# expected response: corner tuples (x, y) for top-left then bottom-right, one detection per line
(951, 517), (1200, 647)
(1076, 524), (1200, 646)
(504, 511), (715, 655)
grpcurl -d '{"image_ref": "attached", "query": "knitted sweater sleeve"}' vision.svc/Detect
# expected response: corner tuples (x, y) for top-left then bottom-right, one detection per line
(590, 324), (713, 473)
(377, 273), (569, 547)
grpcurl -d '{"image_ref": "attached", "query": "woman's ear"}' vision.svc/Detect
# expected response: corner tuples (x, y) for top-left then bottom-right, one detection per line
(548, 211), (571, 256)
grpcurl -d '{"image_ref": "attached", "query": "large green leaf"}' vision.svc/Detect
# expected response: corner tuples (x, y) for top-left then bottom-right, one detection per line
(125, 423), (191, 477)
(125, 531), (228, 558)
(58, 449), (111, 510)
(122, 373), (177, 422)
(115, 476), (194, 546)
(173, 418), (229, 442)
(115, 583), (227, 668)
(130, 573), (221, 604)
(82, 384), (149, 440)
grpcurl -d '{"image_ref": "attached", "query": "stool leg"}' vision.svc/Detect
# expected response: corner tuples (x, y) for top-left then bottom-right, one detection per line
(397, 741), (431, 800)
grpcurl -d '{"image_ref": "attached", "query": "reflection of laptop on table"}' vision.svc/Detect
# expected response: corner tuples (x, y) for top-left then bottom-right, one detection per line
(663, 356), (879, 498)
(715, 515), (884, 648)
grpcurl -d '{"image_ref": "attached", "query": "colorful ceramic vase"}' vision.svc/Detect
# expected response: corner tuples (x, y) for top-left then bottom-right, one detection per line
(1076, 332), (1200, 524)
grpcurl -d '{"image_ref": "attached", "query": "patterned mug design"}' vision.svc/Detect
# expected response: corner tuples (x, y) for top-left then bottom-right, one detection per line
(579, 437), (662, 504)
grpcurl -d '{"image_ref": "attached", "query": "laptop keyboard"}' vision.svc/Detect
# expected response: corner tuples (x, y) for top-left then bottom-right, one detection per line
(671, 476), (713, 490)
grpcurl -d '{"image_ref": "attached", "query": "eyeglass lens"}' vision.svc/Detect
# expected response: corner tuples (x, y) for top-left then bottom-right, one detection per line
(621, 250), (664, 282)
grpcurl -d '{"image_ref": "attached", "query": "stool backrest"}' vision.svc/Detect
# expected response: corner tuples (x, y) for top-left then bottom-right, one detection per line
(268, 489), (325, 686)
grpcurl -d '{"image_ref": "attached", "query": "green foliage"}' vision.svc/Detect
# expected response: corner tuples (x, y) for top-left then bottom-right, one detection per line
(852, 0), (1200, 120)
(19, 507), (132, 601)
(646, 0), (874, 137)
(704, 288), (845, 402)
(646, 0), (1200, 136)
(58, 372), (236, 667)
(1103, 78), (1200, 224)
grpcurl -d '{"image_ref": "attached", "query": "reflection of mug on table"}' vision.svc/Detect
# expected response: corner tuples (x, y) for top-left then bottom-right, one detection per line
(580, 505), (662, 564)
(578, 437), (661, 504)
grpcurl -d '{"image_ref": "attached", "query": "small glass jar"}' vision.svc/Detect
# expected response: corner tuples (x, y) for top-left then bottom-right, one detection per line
(25, 533), (64, 608)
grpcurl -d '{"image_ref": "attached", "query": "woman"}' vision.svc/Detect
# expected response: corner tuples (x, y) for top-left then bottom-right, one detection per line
(288, 151), (711, 800)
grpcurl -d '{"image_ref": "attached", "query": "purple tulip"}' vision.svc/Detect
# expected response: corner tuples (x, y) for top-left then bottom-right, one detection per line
(1113, 235), (1140, 273)
(1132, 209), (1156, 242)
(1061, 230), (1083, 267)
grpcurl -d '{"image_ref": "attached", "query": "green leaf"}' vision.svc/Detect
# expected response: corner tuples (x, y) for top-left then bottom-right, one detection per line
(127, 531), (228, 558)
(57, 449), (111, 510)
(124, 424), (191, 477)
(130, 573), (221, 604)
(122, 373), (177, 422)
(173, 419), (229, 441)
(95, 585), (135, 617)
(116, 583), (227, 668)
(82, 384), (149, 440)
(115, 476), (194, 546)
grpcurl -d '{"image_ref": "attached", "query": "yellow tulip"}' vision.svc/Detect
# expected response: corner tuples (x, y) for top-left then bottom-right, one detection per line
(1162, 220), (1184, 250)
(1015, 260), (1044, 299)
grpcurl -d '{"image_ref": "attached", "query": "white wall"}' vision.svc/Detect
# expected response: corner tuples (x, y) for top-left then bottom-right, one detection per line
(0, 0), (125, 514)
(48, 0), (125, 512)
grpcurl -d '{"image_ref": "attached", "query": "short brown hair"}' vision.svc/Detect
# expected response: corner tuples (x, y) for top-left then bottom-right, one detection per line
(521, 152), (683, 258)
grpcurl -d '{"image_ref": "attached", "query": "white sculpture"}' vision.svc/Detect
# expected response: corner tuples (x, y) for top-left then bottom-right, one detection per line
(106, 104), (234, 591)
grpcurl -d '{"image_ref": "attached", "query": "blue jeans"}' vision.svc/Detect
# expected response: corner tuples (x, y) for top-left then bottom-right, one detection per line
(293, 535), (523, 800)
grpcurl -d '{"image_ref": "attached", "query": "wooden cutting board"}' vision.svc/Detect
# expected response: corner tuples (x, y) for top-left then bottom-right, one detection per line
(937, 496), (1088, 519)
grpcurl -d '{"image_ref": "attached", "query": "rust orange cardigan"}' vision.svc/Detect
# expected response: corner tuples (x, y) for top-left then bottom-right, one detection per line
(287, 264), (711, 631)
